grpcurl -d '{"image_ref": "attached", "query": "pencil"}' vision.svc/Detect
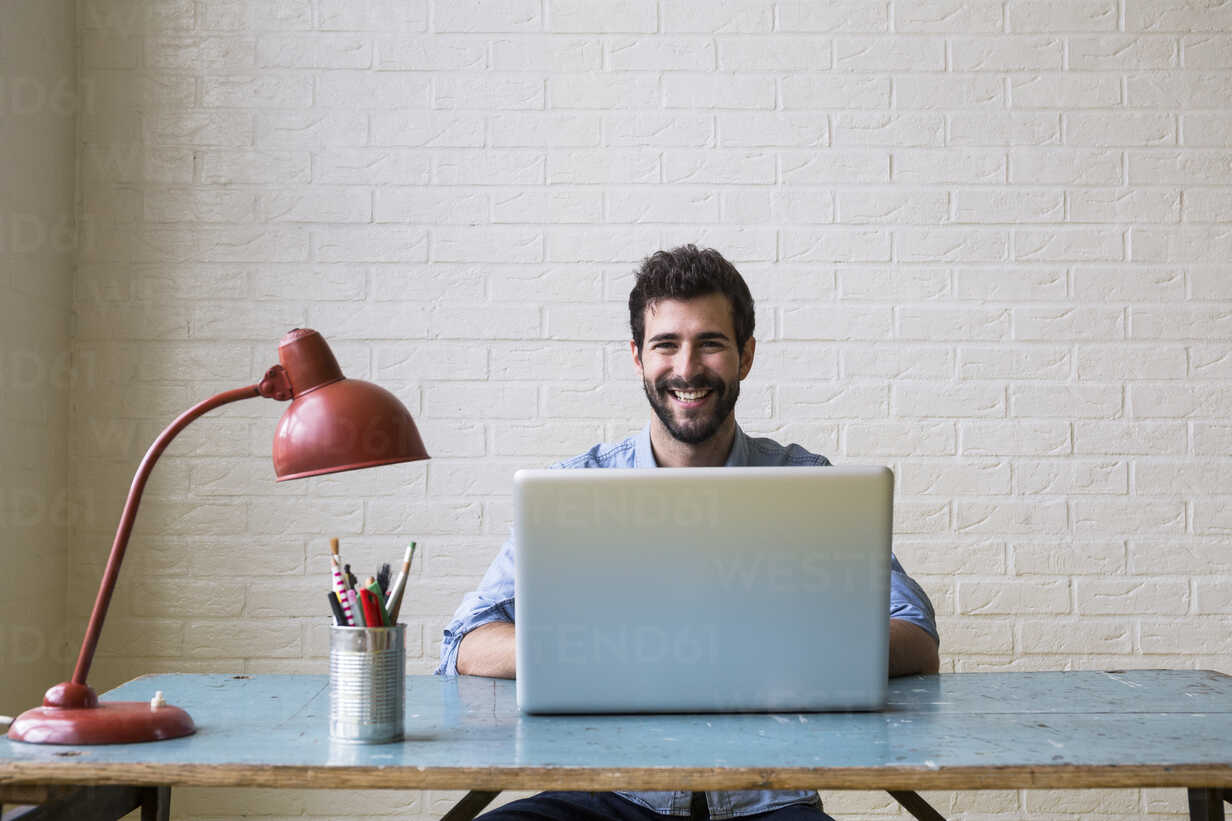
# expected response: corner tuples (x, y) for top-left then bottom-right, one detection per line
(387, 542), (415, 624)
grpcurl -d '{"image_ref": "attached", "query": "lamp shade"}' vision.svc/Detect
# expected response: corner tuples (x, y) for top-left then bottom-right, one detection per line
(271, 329), (428, 481)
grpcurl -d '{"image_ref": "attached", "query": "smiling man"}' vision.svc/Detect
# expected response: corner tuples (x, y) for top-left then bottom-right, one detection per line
(437, 245), (940, 821)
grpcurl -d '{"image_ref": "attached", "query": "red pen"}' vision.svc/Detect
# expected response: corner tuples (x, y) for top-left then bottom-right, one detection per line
(358, 588), (383, 627)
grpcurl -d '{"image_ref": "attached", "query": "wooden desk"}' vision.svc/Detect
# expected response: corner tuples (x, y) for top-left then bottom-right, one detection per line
(2, 671), (1230, 821)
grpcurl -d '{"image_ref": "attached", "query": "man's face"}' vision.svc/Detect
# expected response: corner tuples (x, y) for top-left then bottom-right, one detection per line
(631, 293), (754, 446)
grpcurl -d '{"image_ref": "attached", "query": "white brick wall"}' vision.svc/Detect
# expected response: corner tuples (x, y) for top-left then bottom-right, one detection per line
(38, 0), (1232, 818)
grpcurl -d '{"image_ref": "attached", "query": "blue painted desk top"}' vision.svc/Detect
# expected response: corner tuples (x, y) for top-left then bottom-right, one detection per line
(1, 671), (1229, 791)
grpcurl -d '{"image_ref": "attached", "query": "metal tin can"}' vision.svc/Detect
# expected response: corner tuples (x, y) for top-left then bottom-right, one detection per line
(329, 624), (405, 743)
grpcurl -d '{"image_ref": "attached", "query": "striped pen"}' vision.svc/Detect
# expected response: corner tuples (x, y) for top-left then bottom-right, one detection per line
(329, 540), (356, 626)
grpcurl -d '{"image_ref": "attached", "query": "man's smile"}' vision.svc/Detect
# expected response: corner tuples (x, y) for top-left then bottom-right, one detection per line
(668, 388), (713, 408)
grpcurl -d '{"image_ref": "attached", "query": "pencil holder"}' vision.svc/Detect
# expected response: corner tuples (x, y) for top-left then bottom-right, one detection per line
(329, 624), (405, 744)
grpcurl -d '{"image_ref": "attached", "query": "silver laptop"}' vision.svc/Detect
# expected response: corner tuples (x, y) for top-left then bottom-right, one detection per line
(514, 466), (893, 714)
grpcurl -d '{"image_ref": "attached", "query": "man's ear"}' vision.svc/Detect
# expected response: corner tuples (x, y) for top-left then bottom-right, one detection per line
(630, 339), (643, 374)
(738, 337), (756, 380)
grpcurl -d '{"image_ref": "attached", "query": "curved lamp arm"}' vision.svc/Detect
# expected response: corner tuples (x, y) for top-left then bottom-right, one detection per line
(72, 367), (292, 688)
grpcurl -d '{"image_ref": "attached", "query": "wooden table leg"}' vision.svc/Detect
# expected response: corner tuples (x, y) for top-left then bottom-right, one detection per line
(440, 790), (501, 821)
(887, 790), (948, 821)
(1189, 788), (1227, 821)
(140, 786), (171, 821)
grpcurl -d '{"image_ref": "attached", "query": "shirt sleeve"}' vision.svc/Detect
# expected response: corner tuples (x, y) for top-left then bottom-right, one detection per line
(435, 533), (517, 676)
(889, 553), (939, 645)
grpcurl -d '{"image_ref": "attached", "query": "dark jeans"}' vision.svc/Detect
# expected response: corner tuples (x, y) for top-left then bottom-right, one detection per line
(475, 791), (835, 821)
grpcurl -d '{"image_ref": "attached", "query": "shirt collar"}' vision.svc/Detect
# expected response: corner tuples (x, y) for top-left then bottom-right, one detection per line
(634, 421), (750, 468)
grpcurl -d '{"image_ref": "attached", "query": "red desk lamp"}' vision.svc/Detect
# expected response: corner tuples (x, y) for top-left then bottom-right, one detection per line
(7, 329), (428, 745)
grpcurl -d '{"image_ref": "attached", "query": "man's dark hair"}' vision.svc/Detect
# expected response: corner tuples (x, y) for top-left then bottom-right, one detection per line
(628, 245), (755, 354)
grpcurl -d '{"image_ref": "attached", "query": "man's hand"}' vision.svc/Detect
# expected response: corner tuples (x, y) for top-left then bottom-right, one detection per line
(889, 619), (940, 677)
(455, 621), (516, 678)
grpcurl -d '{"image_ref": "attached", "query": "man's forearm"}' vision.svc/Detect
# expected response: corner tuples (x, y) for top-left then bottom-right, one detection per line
(889, 618), (940, 677)
(455, 621), (516, 678)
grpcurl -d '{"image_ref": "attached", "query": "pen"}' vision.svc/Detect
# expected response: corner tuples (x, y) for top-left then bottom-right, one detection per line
(327, 591), (347, 626)
(330, 554), (356, 626)
(364, 576), (391, 627)
(358, 588), (382, 628)
(387, 542), (415, 624)
(347, 586), (365, 626)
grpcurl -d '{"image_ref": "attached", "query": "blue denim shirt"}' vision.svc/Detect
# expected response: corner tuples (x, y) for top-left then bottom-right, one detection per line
(437, 423), (939, 819)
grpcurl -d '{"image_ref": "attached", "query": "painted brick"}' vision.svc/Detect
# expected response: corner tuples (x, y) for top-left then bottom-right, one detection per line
(1131, 306), (1232, 340)
(433, 151), (545, 185)
(953, 190), (1064, 224)
(1127, 70), (1232, 107)
(549, 74), (660, 108)
(957, 578), (1071, 613)
(660, 0), (774, 33)
(898, 228), (1009, 262)
(1018, 618), (1132, 653)
(1066, 113), (1176, 149)
(663, 74), (776, 109)
(1073, 421), (1187, 455)
(1072, 499), (1186, 535)
(491, 113), (601, 147)
(609, 37), (716, 70)
(1076, 578), (1190, 614)
(435, 76), (545, 111)
(778, 1), (889, 32)
(1070, 35), (1180, 69)
(846, 421), (957, 456)
(1184, 34), (1232, 68)
(1184, 188), (1232, 221)
(491, 37), (601, 72)
(1009, 383), (1124, 418)
(900, 460), (1012, 495)
(376, 36), (486, 70)
(1010, 148), (1123, 184)
(202, 74), (313, 108)
(718, 36), (831, 70)
(606, 112), (713, 147)
(1011, 73), (1122, 109)
(1131, 383), (1232, 417)
(896, 150), (1007, 184)
(782, 75), (891, 109)
(835, 37), (946, 71)
(951, 112), (1061, 146)
(374, 189), (486, 224)
(549, 149), (660, 184)
(318, 0), (428, 31)
(894, 382), (1006, 418)
(198, 0), (313, 31)
(897, 74), (1004, 108)
(1014, 307), (1126, 341)
(1009, 0), (1118, 32)
(959, 346), (1071, 380)
(898, 307), (1011, 341)
(1015, 459), (1129, 494)
(839, 267), (950, 300)
(370, 112), (486, 147)
(1012, 541), (1126, 575)
(257, 34), (371, 68)
(953, 35), (1063, 70)
(549, 0), (657, 33)
(961, 420), (1071, 455)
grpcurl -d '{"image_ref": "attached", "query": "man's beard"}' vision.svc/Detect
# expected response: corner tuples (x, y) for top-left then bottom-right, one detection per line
(643, 372), (741, 446)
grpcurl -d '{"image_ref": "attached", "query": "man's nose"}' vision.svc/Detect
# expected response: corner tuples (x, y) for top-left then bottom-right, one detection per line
(676, 346), (704, 381)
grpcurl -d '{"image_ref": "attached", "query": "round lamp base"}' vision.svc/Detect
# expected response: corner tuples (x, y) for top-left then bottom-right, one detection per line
(7, 701), (195, 745)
